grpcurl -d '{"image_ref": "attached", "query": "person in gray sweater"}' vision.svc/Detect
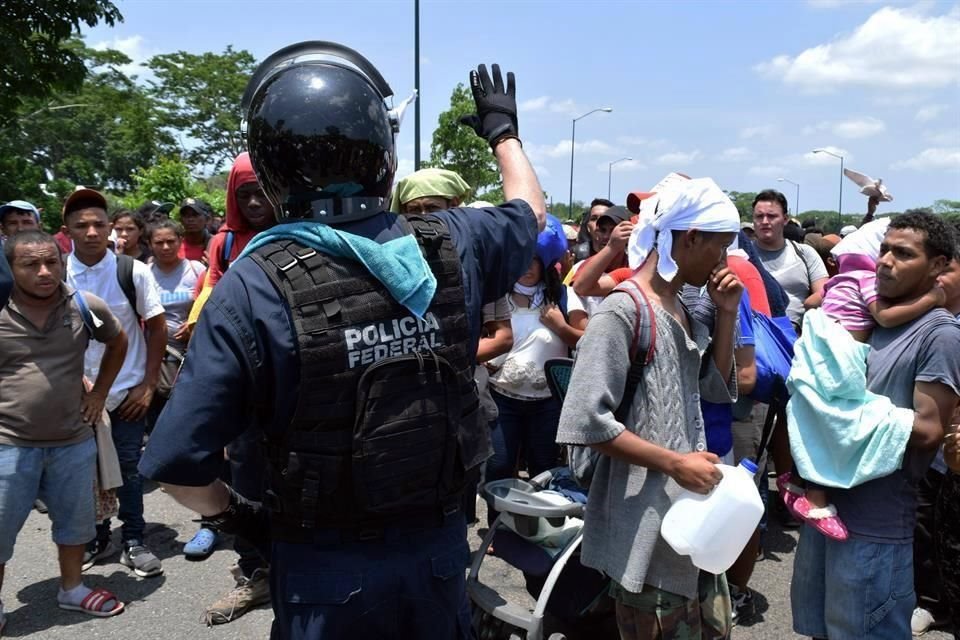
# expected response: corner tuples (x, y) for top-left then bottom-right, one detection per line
(557, 177), (742, 640)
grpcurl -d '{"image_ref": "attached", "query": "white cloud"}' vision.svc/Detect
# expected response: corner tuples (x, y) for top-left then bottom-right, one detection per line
(755, 6), (960, 92)
(517, 96), (587, 117)
(915, 104), (948, 122)
(595, 159), (647, 173)
(526, 138), (615, 162)
(718, 147), (752, 162)
(519, 96), (550, 112)
(806, 0), (880, 8)
(92, 35), (150, 77)
(802, 146), (851, 165)
(654, 150), (702, 166)
(740, 124), (778, 140)
(803, 117), (886, 139)
(748, 165), (788, 177)
(892, 147), (960, 171)
(925, 129), (960, 146)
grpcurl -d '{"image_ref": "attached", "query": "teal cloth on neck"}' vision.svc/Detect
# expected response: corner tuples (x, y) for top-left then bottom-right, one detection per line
(236, 221), (437, 318)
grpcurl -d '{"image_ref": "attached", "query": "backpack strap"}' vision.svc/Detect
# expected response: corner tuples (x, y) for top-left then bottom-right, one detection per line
(789, 240), (816, 282)
(115, 254), (140, 322)
(608, 279), (657, 422)
(72, 290), (96, 337)
(221, 231), (235, 269)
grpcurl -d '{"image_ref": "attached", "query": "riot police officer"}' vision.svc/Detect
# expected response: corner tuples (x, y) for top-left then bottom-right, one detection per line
(139, 41), (545, 639)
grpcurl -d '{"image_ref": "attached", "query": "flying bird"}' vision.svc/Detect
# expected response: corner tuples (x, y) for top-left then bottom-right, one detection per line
(843, 168), (893, 202)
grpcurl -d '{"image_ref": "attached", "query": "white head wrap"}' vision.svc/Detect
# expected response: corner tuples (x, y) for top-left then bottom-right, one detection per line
(831, 217), (891, 261)
(627, 177), (742, 281)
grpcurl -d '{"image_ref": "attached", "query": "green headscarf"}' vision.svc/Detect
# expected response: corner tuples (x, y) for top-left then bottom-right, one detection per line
(389, 168), (471, 213)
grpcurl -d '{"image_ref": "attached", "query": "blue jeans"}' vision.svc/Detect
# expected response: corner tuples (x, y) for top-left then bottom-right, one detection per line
(0, 439), (97, 562)
(486, 390), (561, 484)
(792, 526), (915, 640)
(96, 409), (147, 545)
(268, 516), (471, 639)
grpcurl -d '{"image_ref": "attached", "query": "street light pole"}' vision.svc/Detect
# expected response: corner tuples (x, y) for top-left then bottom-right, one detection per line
(608, 157), (633, 200)
(777, 177), (800, 216)
(414, 0), (421, 170)
(812, 148), (844, 227)
(568, 107), (612, 223)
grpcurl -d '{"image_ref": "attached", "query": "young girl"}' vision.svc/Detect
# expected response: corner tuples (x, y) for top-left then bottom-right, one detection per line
(112, 209), (152, 263)
(783, 218), (945, 540)
(485, 216), (583, 504)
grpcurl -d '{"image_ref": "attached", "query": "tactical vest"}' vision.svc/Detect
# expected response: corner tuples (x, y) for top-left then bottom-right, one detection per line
(249, 215), (485, 540)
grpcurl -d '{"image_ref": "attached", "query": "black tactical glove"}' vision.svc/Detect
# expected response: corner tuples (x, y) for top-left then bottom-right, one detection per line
(459, 64), (519, 148)
(200, 484), (271, 557)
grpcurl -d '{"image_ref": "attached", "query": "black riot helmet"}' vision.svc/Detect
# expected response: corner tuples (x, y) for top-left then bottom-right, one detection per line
(242, 42), (399, 224)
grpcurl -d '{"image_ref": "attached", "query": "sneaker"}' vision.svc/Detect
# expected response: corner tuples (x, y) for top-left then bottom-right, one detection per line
(730, 585), (755, 626)
(81, 537), (115, 572)
(203, 566), (270, 625)
(183, 527), (218, 559)
(120, 542), (163, 578)
(34, 499), (48, 514)
(911, 607), (936, 636)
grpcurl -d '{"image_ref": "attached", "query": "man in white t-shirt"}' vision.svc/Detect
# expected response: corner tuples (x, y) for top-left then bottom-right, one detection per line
(751, 189), (828, 329)
(61, 188), (167, 579)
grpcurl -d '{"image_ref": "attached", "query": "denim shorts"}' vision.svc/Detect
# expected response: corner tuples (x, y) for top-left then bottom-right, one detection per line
(0, 437), (97, 563)
(791, 526), (915, 640)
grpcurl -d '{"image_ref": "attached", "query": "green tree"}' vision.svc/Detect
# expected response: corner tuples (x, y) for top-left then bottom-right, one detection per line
(932, 199), (960, 216)
(425, 84), (499, 200)
(0, 42), (171, 227)
(0, 0), (122, 125)
(725, 191), (757, 220)
(147, 47), (258, 171)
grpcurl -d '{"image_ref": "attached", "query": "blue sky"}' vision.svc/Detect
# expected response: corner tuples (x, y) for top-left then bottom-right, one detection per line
(86, 0), (959, 213)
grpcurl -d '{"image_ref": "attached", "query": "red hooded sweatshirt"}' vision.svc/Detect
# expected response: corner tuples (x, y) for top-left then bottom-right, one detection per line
(202, 152), (266, 289)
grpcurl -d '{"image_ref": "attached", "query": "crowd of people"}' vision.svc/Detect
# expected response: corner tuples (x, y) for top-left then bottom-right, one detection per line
(0, 43), (958, 640)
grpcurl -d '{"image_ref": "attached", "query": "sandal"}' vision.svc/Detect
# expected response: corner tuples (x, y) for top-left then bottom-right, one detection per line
(184, 527), (218, 559)
(793, 496), (849, 541)
(775, 472), (806, 520)
(58, 588), (125, 618)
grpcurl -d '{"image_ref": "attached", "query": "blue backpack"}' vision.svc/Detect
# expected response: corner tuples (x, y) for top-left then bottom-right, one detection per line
(748, 312), (797, 404)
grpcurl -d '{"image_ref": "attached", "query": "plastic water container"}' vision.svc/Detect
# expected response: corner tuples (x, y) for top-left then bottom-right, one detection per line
(660, 459), (764, 574)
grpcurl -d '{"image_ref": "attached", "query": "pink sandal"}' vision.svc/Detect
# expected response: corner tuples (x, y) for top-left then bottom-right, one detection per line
(775, 472), (806, 520)
(793, 496), (849, 541)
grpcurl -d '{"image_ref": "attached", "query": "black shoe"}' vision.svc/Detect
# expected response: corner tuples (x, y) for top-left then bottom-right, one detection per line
(81, 537), (115, 572)
(730, 585), (756, 626)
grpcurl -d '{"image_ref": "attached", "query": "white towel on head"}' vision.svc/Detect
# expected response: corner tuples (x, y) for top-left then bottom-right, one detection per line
(831, 217), (890, 261)
(627, 177), (741, 281)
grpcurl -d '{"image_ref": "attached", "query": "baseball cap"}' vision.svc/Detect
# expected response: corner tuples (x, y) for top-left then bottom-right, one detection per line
(62, 187), (108, 220)
(840, 225), (858, 237)
(0, 200), (41, 222)
(179, 197), (213, 217)
(137, 200), (175, 218)
(562, 224), (579, 241)
(740, 221), (754, 231)
(597, 205), (631, 225)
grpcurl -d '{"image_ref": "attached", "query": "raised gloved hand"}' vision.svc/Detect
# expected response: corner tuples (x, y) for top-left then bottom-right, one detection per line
(201, 484), (271, 557)
(459, 64), (519, 148)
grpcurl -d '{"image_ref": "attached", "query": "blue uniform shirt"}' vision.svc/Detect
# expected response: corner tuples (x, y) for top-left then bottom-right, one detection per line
(140, 202), (538, 486)
(0, 250), (11, 309)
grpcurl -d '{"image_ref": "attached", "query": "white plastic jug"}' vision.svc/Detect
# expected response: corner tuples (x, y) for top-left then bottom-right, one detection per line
(660, 459), (764, 574)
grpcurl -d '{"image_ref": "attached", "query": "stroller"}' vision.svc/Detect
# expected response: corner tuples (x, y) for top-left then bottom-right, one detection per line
(467, 359), (618, 640)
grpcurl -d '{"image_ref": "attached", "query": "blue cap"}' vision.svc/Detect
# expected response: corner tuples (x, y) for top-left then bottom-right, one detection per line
(535, 214), (568, 268)
(0, 200), (40, 223)
(739, 459), (759, 474)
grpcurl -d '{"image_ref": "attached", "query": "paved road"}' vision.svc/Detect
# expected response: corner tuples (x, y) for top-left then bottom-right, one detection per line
(1, 482), (951, 639)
